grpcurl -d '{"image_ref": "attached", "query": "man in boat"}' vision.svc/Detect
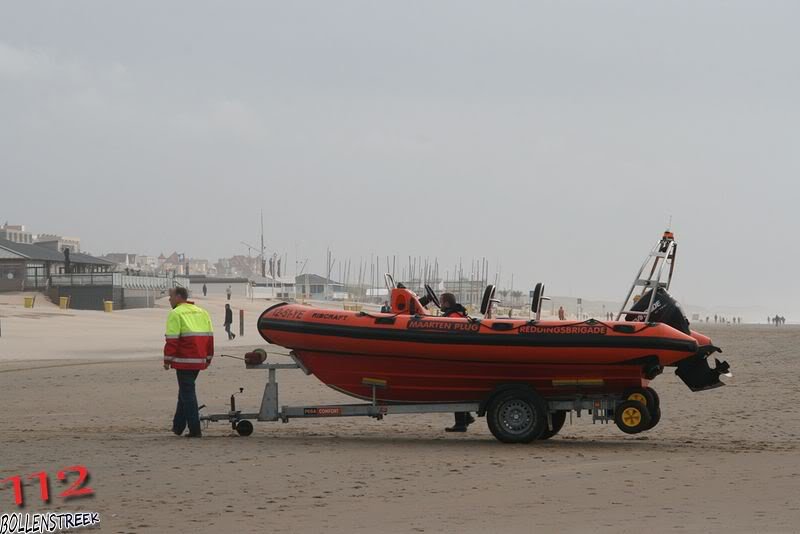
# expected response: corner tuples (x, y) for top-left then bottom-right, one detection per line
(439, 292), (467, 318)
(438, 293), (475, 432)
(163, 287), (214, 438)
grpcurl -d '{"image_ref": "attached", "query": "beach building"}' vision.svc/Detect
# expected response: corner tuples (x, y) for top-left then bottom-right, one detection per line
(0, 238), (188, 310)
(0, 238), (114, 291)
(252, 274), (296, 299)
(295, 273), (345, 300)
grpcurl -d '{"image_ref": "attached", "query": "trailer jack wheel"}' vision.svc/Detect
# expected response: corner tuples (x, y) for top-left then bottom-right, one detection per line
(235, 419), (254, 436)
(614, 401), (651, 434)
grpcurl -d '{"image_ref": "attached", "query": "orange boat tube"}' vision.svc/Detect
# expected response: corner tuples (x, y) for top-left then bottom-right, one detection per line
(258, 289), (727, 403)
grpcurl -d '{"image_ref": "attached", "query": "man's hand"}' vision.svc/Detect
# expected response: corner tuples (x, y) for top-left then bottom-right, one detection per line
(163, 363), (170, 370)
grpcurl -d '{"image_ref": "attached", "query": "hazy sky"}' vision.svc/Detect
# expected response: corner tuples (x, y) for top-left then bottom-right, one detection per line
(1, 2), (797, 313)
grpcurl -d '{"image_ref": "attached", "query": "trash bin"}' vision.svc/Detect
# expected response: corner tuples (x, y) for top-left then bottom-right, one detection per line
(59, 296), (70, 310)
(24, 296), (35, 308)
(103, 301), (113, 313)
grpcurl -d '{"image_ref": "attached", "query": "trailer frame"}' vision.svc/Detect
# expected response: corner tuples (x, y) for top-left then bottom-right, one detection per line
(200, 353), (634, 439)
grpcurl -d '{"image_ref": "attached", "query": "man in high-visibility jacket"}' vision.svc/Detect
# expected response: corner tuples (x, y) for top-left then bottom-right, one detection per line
(164, 286), (214, 437)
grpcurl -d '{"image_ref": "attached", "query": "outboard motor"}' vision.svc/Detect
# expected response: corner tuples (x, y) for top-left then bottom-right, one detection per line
(627, 288), (730, 390)
(626, 287), (690, 334)
(675, 351), (730, 392)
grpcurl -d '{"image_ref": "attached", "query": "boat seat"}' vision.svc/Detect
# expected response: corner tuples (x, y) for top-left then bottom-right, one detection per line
(390, 287), (430, 316)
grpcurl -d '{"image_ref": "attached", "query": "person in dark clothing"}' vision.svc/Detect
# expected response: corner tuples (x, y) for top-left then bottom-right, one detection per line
(224, 303), (235, 340)
(380, 300), (391, 313)
(437, 292), (475, 432)
(202, 283), (207, 297)
(439, 292), (467, 318)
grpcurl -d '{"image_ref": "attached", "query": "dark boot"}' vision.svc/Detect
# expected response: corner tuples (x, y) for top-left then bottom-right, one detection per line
(445, 412), (475, 432)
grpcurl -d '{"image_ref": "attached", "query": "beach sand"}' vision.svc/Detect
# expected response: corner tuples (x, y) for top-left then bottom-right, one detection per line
(1, 293), (798, 533)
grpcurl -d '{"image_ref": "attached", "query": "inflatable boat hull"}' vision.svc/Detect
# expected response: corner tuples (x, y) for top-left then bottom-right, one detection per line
(258, 303), (706, 403)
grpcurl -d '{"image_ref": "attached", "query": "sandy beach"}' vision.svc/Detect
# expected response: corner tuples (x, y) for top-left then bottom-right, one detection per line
(1, 294), (798, 533)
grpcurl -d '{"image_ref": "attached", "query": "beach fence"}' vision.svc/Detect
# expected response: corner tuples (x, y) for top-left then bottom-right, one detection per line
(48, 273), (190, 311)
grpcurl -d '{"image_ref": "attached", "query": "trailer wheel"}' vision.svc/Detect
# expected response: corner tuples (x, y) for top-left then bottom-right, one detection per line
(645, 404), (661, 430)
(486, 389), (547, 443)
(539, 411), (567, 440)
(645, 387), (660, 408)
(614, 400), (651, 434)
(622, 387), (656, 410)
(235, 419), (254, 436)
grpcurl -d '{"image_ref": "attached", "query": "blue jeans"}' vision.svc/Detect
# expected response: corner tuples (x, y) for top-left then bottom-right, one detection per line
(173, 370), (201, 435)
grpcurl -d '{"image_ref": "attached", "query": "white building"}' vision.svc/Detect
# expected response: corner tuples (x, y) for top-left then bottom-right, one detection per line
(0, 224), (33, 244)
(35, 234), (81, 253)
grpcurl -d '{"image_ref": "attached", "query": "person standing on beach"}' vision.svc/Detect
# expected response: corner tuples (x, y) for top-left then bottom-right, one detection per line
(163, 287), (214, 438)
(224, 303), (236, 340)
(226, 285), (232, 301)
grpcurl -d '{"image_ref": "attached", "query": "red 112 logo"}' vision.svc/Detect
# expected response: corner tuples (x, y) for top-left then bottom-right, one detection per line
(2, 466), (94, 507)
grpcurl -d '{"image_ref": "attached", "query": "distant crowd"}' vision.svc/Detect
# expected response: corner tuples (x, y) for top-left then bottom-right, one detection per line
(769, 315), (787, 326)
(704, 315), (743, 325)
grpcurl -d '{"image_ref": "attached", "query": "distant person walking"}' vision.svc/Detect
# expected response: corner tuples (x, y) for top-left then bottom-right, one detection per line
(226, 285), (232, 301)
(558, 306), (565, 320)
(163, 287), (213, 438)
(224, 303), (236, 340)
(202, 283), (207, 297)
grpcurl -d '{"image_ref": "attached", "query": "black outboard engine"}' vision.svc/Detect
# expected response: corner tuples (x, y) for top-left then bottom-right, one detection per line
(676, 351), (729, 392)
(626, 287), (690, 334)
(628, 288), (729, 391)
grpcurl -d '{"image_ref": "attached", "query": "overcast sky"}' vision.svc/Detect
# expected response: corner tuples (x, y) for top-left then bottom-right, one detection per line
(1, 2), (797, 313)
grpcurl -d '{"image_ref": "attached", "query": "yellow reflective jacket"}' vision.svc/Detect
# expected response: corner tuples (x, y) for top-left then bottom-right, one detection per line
(164, 302), (214, 370)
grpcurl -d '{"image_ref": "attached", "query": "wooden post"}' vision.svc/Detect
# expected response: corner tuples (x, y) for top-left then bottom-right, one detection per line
(239, 309), (244, 337)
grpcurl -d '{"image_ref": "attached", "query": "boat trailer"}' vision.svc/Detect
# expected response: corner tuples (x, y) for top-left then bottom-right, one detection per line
(200, 352), (656, 441)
